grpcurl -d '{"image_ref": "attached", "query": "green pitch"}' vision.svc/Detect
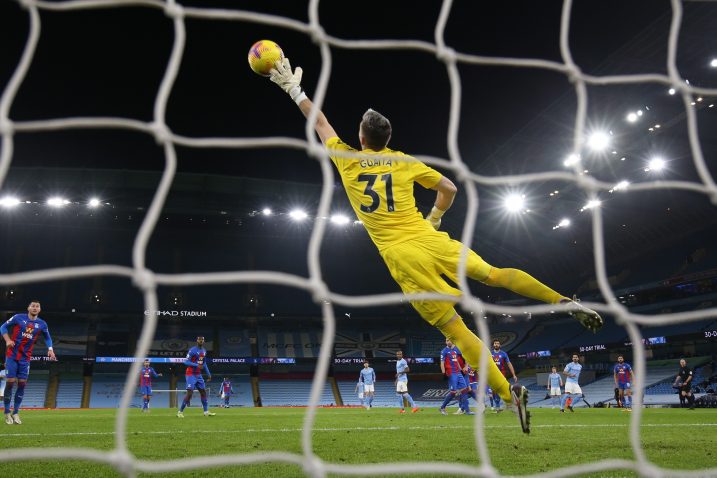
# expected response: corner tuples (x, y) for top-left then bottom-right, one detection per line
(1, 407), (715, 477)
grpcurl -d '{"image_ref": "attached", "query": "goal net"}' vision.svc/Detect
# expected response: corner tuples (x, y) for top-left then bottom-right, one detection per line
(1, 0), (716, 477)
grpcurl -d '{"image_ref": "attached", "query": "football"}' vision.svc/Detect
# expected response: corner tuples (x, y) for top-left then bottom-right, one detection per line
(247, 39), (284, 76)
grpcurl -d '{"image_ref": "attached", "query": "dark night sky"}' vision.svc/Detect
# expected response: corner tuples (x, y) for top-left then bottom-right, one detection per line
(1, 0), (716, 314)
(0, 0), (681, 171)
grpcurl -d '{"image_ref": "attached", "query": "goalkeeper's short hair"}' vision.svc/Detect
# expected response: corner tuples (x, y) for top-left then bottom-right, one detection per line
(361, 108), (392, 150)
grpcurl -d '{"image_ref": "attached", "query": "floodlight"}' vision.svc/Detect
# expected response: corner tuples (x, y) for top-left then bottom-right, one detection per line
(587, 132), (610, 151)
(613, 180), (630, 191)
(503, 194), (525, 213)
(88, 198), (101, 208)
(563, 154), (581, 167)
(581, 199), (602, 211)
(262, 208), (272, 216)
(289, 209), (308, 221)
(47, 197), (68, 207)
(647, 157), (666, 172)
(668, 88), (676, 95)
(0, 196), (20, 208)
(711, 58), (717, 68)
(626, 113), (638, 123)
(330, 214), (350, 225)
(558, 218), (570, 227)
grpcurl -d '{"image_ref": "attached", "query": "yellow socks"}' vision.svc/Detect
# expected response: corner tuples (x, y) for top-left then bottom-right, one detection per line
(481, 267), (565, 304)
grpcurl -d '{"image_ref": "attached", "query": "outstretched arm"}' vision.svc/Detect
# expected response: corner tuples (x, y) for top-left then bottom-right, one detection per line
(297, 98), (337, 145)
(425, 176), (457, 230)
(270, 58), (337, 145)
(507, 361), (518, 383)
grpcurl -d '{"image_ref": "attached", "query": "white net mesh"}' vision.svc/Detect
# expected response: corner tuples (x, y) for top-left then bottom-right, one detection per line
(1, 0), (717, 476)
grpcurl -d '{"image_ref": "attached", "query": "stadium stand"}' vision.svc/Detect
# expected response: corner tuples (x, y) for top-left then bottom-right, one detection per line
(16, 374), (49, 408)
(258, 379), (335, 406)
(336, 379), (412, 408)
(216, 327), (252, 357)
(211, 375), (254, 408)
(560, 318), (628, 349)
(514, 317), (586, 354)
(528, 362), (683, 408)
(41, 321), (89, 357)
(55, 377), (84, 408)
(90, 374), (170, 408)
(257, 328), (322, 358)
(335, 327), (403, 358)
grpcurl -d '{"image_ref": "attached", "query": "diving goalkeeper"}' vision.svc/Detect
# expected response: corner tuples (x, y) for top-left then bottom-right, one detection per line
(268, 58), (603, 434)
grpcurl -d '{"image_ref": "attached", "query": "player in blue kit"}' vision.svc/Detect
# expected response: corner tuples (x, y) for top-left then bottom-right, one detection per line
(177, 336), (215, 417)
(439, 338), (471, 415)
(561, 354), (584, 412)
(613, 355), (634, 411)
(1, 300), (56, 425)
(547, 366), (563, 408)
(395, 351), (418, 413)
(219, 377), (234, 408)
(139, 359), (162, 412)
(465, 365), (489, 412)
(355, 379), (365, 407)
(359, 361), (376, 409)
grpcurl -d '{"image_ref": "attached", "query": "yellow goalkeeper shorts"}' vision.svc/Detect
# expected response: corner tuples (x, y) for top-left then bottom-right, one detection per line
(380, 231), (492, 326)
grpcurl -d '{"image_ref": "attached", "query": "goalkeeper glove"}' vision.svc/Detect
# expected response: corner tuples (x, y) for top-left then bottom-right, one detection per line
(426, 206), (446, 230)
(269, 57), (307, 105)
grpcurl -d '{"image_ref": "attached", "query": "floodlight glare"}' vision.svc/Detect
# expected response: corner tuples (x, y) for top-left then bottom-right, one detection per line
(289, 209), (308, 221)
(626, 112), (638, 123)
(330, 214), (350, 225)
(88, 198), (101, 208)
(647, 157), (666, 171)
(711, 58), (717, 68)
(581, 199), (602, 212)
(613, 180), (630, 191)
(503, 194), (525, 213)
(668, 88), (676, 95)
(587, 132), (610, 151)
(0, 196), (21, 208)
(558, 218), (571, 227)
(563, 154), (580, 167)
(47, 197), (68, 207)
(262, 208), (272, 216)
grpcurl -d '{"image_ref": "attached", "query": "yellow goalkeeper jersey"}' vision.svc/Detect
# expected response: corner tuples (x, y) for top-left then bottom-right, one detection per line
(326, 136), (442, 252)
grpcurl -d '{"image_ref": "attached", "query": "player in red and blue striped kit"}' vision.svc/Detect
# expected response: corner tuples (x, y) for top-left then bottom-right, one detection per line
(177, 336), (215, 417)
(613, 355), (634, 411)
(491, 340), (517, 411)
(439, 338), (472, 415)
(139, 359), (162, 413)
(219, 377), (234, 408)
(1, 300), (56, 425)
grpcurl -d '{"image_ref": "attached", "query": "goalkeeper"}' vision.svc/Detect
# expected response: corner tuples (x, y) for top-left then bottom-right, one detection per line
(268, 58), (603, 434)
